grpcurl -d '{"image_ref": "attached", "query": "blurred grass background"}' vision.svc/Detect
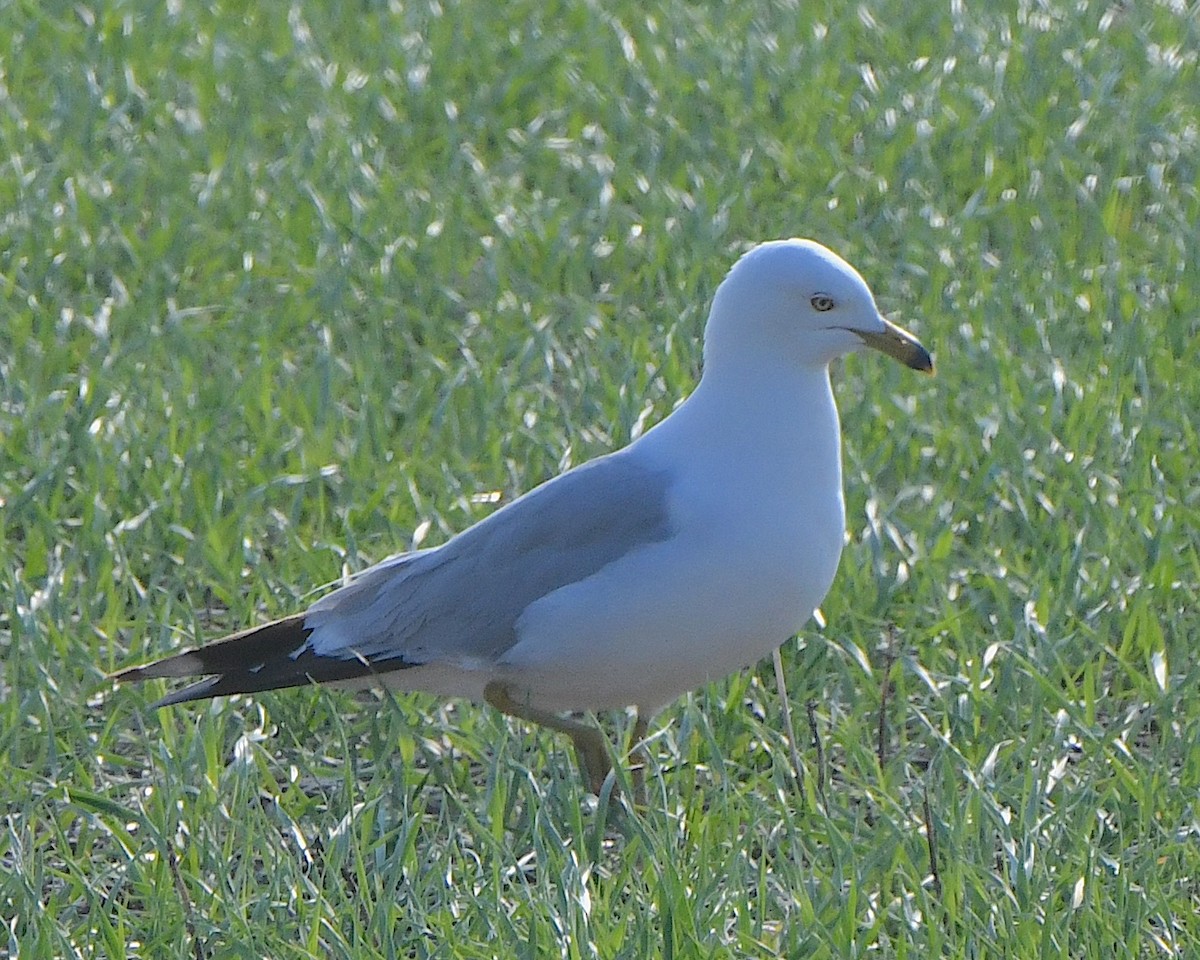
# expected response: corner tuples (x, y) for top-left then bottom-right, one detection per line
(1, 0), (1198, 956)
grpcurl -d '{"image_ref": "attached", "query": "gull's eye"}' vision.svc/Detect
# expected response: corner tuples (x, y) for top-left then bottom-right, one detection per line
(810, 293), (836, 312)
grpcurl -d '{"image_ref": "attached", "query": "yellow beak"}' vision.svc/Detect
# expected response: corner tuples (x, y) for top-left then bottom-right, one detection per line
(850, 317), (934, 373)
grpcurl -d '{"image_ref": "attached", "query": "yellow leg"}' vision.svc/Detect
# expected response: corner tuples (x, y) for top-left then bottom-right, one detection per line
(484, 681), (613, 795)
(628, 710), (650, 807)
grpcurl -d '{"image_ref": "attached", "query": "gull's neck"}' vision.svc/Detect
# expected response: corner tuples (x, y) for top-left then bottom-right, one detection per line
(649, 358), (843, 483)
(693, 356), (837, 426)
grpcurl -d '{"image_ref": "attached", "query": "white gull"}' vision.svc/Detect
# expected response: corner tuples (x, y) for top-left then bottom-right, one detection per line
(116, 238), (932, 794)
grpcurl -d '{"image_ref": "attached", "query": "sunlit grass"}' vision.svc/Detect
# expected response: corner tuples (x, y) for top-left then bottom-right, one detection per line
(2, 0), (1198, 956)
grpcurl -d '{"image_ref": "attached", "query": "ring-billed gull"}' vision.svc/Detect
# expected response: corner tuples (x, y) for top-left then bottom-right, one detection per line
(115, 238), (932, 795)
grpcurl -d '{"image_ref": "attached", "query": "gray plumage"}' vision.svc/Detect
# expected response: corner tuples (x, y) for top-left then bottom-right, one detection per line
(116, 450), (673, 704)
(306, 450), (674, 663)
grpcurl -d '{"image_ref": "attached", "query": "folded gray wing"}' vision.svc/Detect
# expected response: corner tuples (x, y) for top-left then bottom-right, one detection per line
(303, 450), (674, 666)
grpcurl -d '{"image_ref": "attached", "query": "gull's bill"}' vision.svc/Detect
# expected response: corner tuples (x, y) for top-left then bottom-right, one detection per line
(849, 317), (934, 373)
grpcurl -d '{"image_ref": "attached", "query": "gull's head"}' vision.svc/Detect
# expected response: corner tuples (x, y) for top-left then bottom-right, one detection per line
(704, 238), (933, 376)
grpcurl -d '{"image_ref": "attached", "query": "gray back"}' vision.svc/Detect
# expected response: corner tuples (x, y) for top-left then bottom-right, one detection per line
(306, 450), (674, 664)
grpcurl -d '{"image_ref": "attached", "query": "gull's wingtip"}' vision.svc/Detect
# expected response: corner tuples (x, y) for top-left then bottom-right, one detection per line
(146, 677), (224, 709)
(109, 613), (409, 705)
(110, 651), (209, 684)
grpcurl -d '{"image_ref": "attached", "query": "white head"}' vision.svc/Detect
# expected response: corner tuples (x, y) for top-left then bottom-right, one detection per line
(703, 238), (932, 378)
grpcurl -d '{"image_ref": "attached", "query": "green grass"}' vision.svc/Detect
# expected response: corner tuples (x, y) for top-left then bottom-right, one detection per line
(2, 0), (1198, 956)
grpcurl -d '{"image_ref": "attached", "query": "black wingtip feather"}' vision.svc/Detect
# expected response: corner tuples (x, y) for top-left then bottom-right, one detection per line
(115, 613), (416, 706)
(149, 676), (223, 709)
(113, 615), (313, 682)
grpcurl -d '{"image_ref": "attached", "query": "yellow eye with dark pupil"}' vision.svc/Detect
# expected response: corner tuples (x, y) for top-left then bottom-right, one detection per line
(810, 294), (836, 312)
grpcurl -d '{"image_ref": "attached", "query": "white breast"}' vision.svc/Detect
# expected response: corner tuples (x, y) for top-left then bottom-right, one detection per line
(498, 366), (847, 713)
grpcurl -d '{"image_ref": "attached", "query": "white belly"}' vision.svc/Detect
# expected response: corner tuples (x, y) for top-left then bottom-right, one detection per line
(497, 490), (844, 712)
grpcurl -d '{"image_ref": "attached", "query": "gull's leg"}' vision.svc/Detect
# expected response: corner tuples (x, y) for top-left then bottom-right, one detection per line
(484, 681), (612, 794)
(628, 710), (650, 807)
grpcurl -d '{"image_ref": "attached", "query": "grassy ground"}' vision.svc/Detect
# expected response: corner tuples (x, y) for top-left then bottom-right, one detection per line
(2, 0), (1198, 956)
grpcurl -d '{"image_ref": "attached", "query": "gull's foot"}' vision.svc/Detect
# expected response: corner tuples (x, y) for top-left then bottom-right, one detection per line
(485, 680), (616, 797)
